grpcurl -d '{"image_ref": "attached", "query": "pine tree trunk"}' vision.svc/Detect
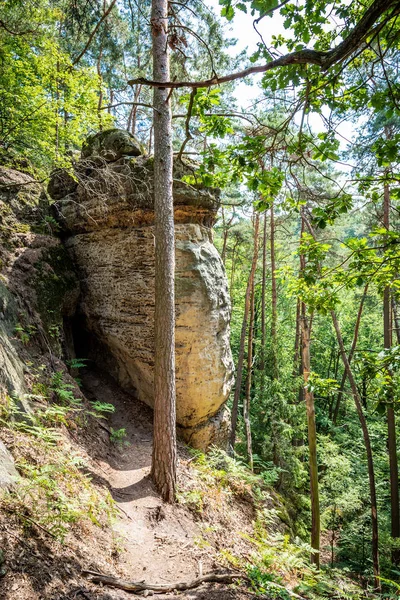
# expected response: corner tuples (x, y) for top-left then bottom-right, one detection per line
(299, 211), (320, 566)
(150, 0), (176, 503)
(244, 262), (255, 470)
(331, 310), (380, 588)
(230, 240), (239, 305)
(301, 313), (320, 567)
(392, 296), (400, 345)
(332, 284), (368, 425)
(293, 298), (301, 378)
(383, 181), (400, 565)
(261, 212), (267, 371)
(297, 216), (306, 405)
(270, 201), (278, 379)
(230, 213), (260, 451)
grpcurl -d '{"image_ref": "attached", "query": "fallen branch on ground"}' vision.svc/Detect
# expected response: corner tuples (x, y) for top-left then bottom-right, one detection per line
(83, 570), (246, 593)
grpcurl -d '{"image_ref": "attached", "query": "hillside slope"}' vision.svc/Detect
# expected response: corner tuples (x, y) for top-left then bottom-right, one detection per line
(0, 363), (282, 600)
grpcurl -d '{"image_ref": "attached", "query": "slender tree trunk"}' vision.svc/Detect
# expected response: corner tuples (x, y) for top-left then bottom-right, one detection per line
(230, 240), (238, 303)
(221, 208), (235, 265)
(97, 44), (104, 130)
(270, 201), (278, 379)
(130, 83), (143, 134)
(331, 310), (380, 588)
(392, 296), (400, 345)
(383, 181), (400, 565)
(148, 125), (153, 154)
(293, 298), (301, 378)
(244, 261), (256, 470)
(259, 211), (268, 422)
(332, 284), (369, 425)
(150, 0), (176, 502)
(301, 312), (320, 567)
(297, 216), (306, 405)
(261, 212), (267, 371)
(298, 211), (320, 565)
(230, 213), (260, 451)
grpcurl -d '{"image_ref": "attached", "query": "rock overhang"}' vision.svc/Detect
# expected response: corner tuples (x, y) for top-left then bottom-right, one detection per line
(49, 130), (234, 450)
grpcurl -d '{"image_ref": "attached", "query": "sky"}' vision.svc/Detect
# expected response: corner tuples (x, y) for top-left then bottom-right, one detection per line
(204, 0), (357, 152)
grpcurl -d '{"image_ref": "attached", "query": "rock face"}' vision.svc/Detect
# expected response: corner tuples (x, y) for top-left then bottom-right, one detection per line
(0, 441), (18, 489)
(0, 167), (80, 403)
(52, 133), (234, 449)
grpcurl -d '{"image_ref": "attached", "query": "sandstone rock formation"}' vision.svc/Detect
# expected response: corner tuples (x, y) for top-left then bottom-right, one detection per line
(82, 128), (144, 161)
(52, 134), (234, 449)
(0, 167), (79, 403)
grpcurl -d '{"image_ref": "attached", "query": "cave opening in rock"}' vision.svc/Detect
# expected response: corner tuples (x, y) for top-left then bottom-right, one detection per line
(62, 315), (89, 365)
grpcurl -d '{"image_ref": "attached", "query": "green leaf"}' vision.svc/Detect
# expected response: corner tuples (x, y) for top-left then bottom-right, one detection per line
(221, 5), (235, 20)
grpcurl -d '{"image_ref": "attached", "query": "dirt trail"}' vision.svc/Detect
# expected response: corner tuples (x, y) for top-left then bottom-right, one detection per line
(0, 366), (252, 600)
(81, 370), (213, 587)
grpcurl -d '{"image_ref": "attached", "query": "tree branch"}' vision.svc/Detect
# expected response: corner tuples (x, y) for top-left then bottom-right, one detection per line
(127, 0), (399, 89)
(72, 0), (117, 66)
(100, 101), (156, 111)
(0, 19), (35, 35)
(83, 571), (246, 592)
(177, 88), (196, 161)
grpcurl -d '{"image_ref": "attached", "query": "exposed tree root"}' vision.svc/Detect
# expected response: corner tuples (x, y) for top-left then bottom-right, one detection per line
(83, 570), (246, 593)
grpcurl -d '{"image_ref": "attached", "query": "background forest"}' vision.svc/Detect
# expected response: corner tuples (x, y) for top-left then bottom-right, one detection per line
(1, 0), (400, 597)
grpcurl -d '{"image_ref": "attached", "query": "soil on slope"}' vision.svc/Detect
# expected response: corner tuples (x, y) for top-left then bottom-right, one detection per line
(0, 368), (258, 600)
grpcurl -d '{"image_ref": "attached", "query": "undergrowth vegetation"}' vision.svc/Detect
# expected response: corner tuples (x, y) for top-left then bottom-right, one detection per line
(0, 365), (117, 543)
(179, 448), (389, 600)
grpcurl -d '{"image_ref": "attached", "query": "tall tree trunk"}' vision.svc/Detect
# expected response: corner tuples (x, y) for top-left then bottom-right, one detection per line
(244, 262), (256, 470)
(130, 83), (143, 135)
(297, 216), (306, 405)
(150, 0), (176, 502)
(392, 296), (400, 345)
(383, 181), (400, 565)
(293, 298), (301, 378)
(332, 284), (369, 425)
(270, 200), (278, 379)
(221, 207), (234, 265)
(230, 213), (260, 451)
(299, 211), (320, 565)
(331, 310), (380, 588)
(97, 43), (104, 130)
(301, 312), (320, 567)
(259, 211), (268, 427)
(261, 212), (267, 371)
(230, 240), (238, 304)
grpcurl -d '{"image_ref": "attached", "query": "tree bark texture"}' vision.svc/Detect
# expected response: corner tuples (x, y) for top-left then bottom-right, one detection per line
(150, 0), (177, 502)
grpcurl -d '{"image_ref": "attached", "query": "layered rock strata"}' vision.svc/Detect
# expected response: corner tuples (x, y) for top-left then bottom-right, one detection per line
(52, 144), (234, 449)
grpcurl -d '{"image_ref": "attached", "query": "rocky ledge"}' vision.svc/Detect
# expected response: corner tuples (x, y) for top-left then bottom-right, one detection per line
(50, 129), (234, 449)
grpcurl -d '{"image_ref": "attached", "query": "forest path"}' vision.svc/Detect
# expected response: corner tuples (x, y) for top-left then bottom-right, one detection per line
(81, 369), (213, 588)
